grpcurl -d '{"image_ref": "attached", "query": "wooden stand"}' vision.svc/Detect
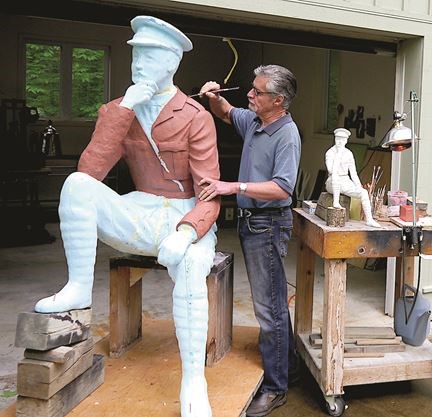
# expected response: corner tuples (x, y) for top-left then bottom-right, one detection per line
(315, 192), (351, 224)
(293, 208), (432, 415)
(326, 207), (346, 227)
(109, 251), (234, 366)
(14, 310), (103, 417)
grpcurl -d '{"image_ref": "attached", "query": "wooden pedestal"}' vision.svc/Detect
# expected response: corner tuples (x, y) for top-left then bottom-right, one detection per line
(109, 251), (234, 366)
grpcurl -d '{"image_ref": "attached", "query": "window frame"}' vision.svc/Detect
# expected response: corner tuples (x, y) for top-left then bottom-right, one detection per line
(20, 35), (110, 121)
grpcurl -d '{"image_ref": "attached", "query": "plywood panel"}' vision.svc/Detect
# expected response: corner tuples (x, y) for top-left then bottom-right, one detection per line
(0, 320), (263, 417)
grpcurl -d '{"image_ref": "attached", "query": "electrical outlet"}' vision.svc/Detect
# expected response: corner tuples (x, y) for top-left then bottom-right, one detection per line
(225, 208), (234, 221)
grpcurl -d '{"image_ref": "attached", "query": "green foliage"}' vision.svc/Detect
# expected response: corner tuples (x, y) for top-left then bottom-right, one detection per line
(26, 44), (60, 118)
(26, 43), (106, 119)
(72, 48), (105, 118)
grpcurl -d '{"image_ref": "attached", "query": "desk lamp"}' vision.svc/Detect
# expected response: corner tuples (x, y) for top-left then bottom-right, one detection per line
(382, 91), (431, 346)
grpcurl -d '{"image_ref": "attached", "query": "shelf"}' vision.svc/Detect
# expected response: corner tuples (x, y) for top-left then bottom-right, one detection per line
(297, 333), (432, 388)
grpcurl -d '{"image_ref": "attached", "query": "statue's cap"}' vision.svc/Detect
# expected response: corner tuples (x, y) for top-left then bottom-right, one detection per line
(127, 16), (193, 57)
(334, 128), (351, 139)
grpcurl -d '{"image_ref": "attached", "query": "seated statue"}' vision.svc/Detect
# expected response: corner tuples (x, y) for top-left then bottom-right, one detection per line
(325, 128), (380, 228)
(34, 16), (220, 417)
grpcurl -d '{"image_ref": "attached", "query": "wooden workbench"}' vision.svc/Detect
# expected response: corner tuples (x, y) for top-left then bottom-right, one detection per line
(292, 208), (432, 416)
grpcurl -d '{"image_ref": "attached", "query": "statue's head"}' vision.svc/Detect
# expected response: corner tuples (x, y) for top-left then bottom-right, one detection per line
(127, 16), (193, 88)
(334, 127), (351, 148)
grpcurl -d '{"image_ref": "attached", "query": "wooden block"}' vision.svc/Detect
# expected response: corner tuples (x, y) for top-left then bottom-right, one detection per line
(24, 338), (94, 364)
(16, 353), (104, 417)
(326, 207), (346, 227)
(344, 343), (406, 354)
(309, 333), (322, 348)
(17, 348), (94, 399)
(319, 326), (396, 340)
(344, 326), (396, 339)
(15, 310), (92, 350)
(344, 352), (385, 358)
(318, 352), (385, 359)
(206, 251), (234, 366)
(109, 265), (143, 359)
(19, 338), (94, 385)
(315, 192), (350, 223)
(356, 337), (402, 346)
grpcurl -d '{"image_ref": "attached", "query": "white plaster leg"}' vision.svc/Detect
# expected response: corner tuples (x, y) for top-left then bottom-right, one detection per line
(360, 189), (381, 227)
(35, 172), (98, 312)
(169, 242), (215, 417)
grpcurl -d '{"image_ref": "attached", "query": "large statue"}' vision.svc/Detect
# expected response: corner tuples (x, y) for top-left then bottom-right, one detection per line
(34, 16), (220, 417)
(325, 127), (380, 227)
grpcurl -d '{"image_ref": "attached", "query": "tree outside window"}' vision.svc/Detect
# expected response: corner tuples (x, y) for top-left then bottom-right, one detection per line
(25, 41), (108, 120)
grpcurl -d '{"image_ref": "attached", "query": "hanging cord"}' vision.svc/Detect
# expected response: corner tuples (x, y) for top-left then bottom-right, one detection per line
(222, 38), (238, 85)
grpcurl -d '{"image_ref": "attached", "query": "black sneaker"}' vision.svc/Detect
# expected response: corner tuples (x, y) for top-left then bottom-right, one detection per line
(246, 391), (287, 417)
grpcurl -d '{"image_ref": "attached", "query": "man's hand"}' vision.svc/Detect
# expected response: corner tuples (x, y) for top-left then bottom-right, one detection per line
(199, 81), (221, 100)
(157, 225), (197, 268)
(120, 80), (158, 109)
(199, 177), (235, 201)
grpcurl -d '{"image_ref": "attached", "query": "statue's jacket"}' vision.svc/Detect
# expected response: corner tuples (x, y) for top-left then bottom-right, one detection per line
(78, 88), (221, 240)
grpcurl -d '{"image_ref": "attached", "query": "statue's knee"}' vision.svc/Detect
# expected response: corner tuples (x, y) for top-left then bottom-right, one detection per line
(63, 172), (94, 189)
(62, 172), (99, 196)
(60, 172), (96, 209)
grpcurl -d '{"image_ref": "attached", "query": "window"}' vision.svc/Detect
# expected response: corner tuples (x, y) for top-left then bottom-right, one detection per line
(24, 40), (109, 120)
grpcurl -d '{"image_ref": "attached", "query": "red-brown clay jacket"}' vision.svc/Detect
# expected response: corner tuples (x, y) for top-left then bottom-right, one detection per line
(78, 89), (220, 240)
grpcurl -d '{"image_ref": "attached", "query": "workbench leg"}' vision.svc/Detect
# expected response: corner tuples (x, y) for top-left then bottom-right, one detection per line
(321, 259), (346, 397)
(294, 240), (315, 336)
(395, 256), (415, 305)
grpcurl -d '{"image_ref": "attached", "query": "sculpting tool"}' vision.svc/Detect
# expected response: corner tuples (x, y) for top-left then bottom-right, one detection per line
(188, 86), (239, 98)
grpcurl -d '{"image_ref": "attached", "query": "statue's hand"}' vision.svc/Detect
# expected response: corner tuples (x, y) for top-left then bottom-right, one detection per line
(120, 80), (158, 109)
(157, 225), (197, 268)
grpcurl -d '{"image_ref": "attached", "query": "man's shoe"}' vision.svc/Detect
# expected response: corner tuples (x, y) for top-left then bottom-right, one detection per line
(246, 391), (287, 417)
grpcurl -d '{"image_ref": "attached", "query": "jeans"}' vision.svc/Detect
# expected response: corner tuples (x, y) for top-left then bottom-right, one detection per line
(239, 207), (297, 394)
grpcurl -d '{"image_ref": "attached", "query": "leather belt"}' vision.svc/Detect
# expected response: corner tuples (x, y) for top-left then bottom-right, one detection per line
(237, 206), (290, 219)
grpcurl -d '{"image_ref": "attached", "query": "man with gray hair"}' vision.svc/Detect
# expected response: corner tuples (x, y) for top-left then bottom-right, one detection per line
(199, 64), (301, 417)
(34, 16), (220, 417)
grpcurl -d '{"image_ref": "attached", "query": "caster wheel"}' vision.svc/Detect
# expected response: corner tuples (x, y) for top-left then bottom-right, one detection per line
(325, 396), (347, 417)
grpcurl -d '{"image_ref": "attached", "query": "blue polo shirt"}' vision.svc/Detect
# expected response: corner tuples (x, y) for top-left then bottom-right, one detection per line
(230, 107), (301, 209)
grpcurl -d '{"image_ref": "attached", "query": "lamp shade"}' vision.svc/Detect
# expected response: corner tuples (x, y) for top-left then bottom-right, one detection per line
(381, 119), (412, 151)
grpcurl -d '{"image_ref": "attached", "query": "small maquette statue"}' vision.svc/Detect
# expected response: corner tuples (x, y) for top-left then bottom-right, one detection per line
(34, 16), (220, 417)
(325, 127), (380, 227)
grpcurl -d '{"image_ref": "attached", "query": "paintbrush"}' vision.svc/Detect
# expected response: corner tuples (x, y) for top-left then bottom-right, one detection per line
(188, 86), (240, 98)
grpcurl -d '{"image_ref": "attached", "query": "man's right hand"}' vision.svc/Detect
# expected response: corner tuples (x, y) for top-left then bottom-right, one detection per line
(199, 81), (221, 100)
(120, 80), (158, 109)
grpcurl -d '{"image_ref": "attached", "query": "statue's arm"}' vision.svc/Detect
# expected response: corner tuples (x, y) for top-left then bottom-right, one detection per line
(78, 100), (134, 179)
(347, 151), (362, 187)
(177, 109), (221, 240)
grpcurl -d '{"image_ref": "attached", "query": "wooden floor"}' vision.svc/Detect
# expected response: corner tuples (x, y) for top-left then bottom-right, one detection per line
(1, 319), (263, 417)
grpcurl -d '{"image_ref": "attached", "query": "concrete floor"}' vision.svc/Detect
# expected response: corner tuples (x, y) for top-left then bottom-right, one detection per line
(1, 222), (432, 416)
